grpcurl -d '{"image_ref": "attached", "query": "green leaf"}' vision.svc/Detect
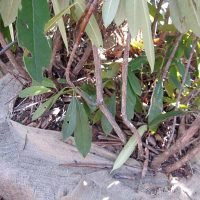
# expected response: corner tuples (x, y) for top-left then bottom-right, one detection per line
(126, 0), (155, 71)
(112, 125), (147, 171)
(32, 97), (54, 121)
(19, 86), (51, 98)
(72, 0), (103, 47)
(102, 62), (120, 79)
(0, 16), (11, 42)
(184, 0), (200, 37)
(139, 0), (155, 72)
(169, 0), (200, 37)
(149, 110), (185, 131)
(114, 0), (126, 26)
(128, 70), (141, 96)
(17, 0), (52, 82)
(45, 2), (76, 33)
(126, 0), (139, 38)
(74, 99), (92, 157)
(62, 97), (77, 141)
(32, 89), (65, 120)
(0, 0), (21, 26)
(129, 56), (148, 71)
(102, 0), (120, 28)
(40, 78), (56, 89)
(169, 65), (181, 90)
(101, 94), (116, 135)
(174, 60), (191, 86)
(148, 79), (163, 130)
(169, 0), (188, 33)
(147, 2), (163, 21)
(51, 0), (69, 52)
(126, 81), (136, 120)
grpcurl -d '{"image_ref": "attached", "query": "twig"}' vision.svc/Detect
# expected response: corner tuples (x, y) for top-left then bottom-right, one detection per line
(151, 0), (165, 38)
(65, 0), (97, 83)
(92, 44), (126, 143)
(73, 42), (92, 75)
(0, 32), (30, 81)
(0, 40), (17, 55)
(165, 143), (200, 173)
(0, 58), (11, 74)
(162, 33), (183, 80)
(142, 147), (149, 178)
(167, 39), (198, 148)
(49, 30), (62, 76)
(64, 0), (97, 106)
(121, 32), (143, 157)
(151, 114), (200, 170)
(59, 162), (112, 169)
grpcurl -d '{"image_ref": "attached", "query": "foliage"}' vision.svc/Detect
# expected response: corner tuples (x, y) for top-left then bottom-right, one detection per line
(0, 0), (200, 166)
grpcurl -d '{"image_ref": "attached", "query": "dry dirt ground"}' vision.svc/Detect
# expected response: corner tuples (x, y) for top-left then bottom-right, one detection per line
(0, 74), (200, 200)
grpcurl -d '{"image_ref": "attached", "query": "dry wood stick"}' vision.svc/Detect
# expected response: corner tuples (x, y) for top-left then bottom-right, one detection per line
(167, 39), (198, 148)
(73, 42), (92, 75)
(165, 143), (200, 173)
(162, 33), (183, 80)
(121, 32), (143, 157)
(64, 0), (97, 106)
(151, 0), (165, 38)
(0, 32), (30, 81)
(65, 0), (97, 83)
(152, 114), (200, 170)
(93, 44), (126, 144)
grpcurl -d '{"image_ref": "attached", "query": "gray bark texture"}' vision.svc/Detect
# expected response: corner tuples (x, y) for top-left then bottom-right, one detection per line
(0, 74), (200, 200)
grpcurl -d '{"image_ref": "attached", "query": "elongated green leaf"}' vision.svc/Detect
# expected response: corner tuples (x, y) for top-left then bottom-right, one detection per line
(139, 0), (155, 72)
(44, 2), (76, 33)
(129, 56), (148, 71)
(102, 0), (120, 28)
(148, 79), (163, 129)
(0, 0), (21, 26)
(74, 100), (92, 157)
(169, 0), (200, 37)
(112, 125), (147, 171)
(169, 65), (181, 90)
(126, 0), (139, 38)
(126, 0), (155, 71)
(0, 16), (11, 41)
(62, 97), (77, 141)
(127, 81), (136, 120)
(169, 0), (188, 33)
(52, 0), (69, 52)
(114, 0), (126, 26)
(73, 0), (103, 47)
(102, 62), (120, 79)
(40, 78), (56, 89)
(17, 0), (52, 82)
(175, 59), (191, 86)
(101, 94), (116, 135)
(149, 110), (185, 131)
(32, 89), (65, 120)
(128, 70), (141, 96)
(19, 86), (51, 98)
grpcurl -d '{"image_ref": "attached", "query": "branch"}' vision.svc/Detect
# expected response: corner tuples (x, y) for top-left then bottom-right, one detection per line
(64, 0), (98, 106)
(162, 33), (183, 80)
(73, 42), (92, 75)
(151, 0), (165, 38)
(92, 44), (126, 144)
(65, 0), (98, 83)
(151, 114), (200, 170)
(0, 32), (30, 82)
(121, 32), (143, 157)
(165, 143), (200, 173)
(167, 38), (198, 148)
